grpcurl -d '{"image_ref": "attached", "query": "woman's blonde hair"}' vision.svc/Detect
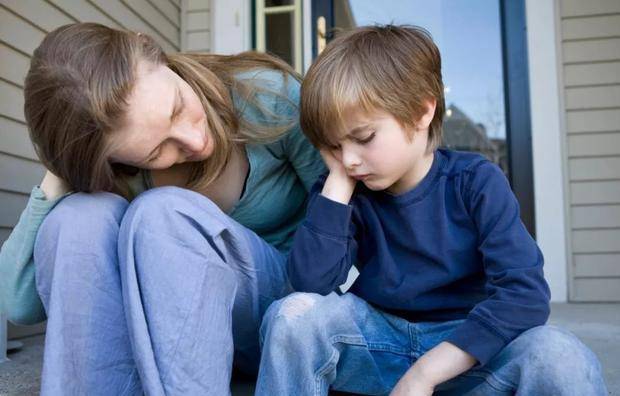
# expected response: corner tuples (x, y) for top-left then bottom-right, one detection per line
(24, 23), (299, 197)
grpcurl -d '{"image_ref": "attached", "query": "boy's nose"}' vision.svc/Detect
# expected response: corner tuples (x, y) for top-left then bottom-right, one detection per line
(342, 149), (361, 169)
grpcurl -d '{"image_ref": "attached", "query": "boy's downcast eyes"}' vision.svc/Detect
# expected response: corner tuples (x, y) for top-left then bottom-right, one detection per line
(357, 132), (376, 144)
(328, 131), (376, 150)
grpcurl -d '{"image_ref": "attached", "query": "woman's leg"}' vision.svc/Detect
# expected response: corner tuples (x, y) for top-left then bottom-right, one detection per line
(34, 192), (140, 395)
(117, 187), (291, 396)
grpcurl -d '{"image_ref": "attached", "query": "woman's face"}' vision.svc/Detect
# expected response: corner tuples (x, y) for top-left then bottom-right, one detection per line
(108, 60), (213, 169)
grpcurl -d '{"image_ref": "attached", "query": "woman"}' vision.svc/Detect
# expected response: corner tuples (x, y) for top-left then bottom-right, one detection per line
(0, 23), (324, 395)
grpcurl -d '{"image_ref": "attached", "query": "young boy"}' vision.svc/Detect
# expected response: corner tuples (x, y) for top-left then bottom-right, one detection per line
(255, 25), (607, 395)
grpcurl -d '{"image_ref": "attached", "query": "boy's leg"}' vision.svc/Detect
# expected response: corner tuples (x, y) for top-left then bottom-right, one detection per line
(256, 292), (414, 396)
(118, 187), (291, 396)
(34, 192), (141, 396)
(430, 325), (608, 395)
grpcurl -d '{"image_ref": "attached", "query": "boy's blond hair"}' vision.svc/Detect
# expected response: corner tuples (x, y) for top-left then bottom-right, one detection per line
(300, 25), (445, 151)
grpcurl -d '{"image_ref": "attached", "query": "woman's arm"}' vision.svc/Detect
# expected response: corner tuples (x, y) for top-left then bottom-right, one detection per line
(0, 171), (70, 324)
(40, 170), (71, 199)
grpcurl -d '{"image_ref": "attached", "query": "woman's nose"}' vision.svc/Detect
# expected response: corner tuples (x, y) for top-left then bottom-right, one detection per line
(174, 126), (205, 154)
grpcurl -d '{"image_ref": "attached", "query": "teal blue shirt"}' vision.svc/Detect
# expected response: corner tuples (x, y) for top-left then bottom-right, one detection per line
(0, 69), (325, 325)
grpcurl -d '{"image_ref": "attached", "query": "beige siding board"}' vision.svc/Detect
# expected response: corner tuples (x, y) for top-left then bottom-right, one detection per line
(186, 10), (209, 31)
(572, 229), (620, 253)
(0, 43), (30, 86)
(187, 0), (209, 11)
(571, 205), (620, 229)
(569, 157), (620, 180)
(122, 0), (179, 44)
(574, 254), (620, 277)
(2, 0), (74, 32)
(186, 30), (209, 51)
(561, 0), (620, 302)
(572, 278), (620, 301)
(0, 190), (29, 228)
(48, 0), (121, 27)
(561, 0), (620, 17)
(89, 0), (177, 51)
(561, 14), (620, 41)
(565, 85), (620, 110)
(566, 108), (620, 133)
(0, 79), (25, 122)
(0, 6), (45, 55)
(0, 153), (45, 195)
(570, 180), (620, 205)
(148, 0), (180, 26)
(562, 38), (620, 63)
(568, 133), (620, 157)
(564, 61), (620, 87)
(0, 117), (37, 161)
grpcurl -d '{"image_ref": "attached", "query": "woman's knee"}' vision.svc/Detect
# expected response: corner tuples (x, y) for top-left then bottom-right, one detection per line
(35, 192), (128, 301)
(125, 186), (223, 222)
(38, 192), (128, 238)
(120, 187), (233, 255)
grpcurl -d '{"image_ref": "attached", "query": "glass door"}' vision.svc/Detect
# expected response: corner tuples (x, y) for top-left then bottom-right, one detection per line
(254, 0), (303, 73)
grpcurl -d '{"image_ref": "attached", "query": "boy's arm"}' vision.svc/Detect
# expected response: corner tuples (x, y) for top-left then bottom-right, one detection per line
(287, 163), (359, 294)
(391, 342), (476, 395)
(444, 161), (550, 367)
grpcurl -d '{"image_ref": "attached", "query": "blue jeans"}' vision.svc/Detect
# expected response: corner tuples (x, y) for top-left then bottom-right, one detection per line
(34, 187), (292, 395)
(256, 292), (607, 395)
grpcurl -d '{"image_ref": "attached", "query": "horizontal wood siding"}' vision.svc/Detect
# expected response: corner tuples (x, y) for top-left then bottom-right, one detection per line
(181, 0), (210, 52)
(560, 0), (620, 301)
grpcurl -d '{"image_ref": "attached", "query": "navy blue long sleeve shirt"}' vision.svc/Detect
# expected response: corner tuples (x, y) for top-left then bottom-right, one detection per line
(288, 149), (551, 366)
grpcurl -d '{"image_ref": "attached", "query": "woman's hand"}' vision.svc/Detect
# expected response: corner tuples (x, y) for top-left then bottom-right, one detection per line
(319, 149), (356, 205)
(40, 170), (71, 200)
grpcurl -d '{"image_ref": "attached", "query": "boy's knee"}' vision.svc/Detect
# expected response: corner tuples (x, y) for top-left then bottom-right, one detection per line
(261, 292), (341, 344)
(519, 326), (602, 382)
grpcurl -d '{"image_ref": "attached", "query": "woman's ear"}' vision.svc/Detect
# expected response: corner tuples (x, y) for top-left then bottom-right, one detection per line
(416, 99), (437, 131)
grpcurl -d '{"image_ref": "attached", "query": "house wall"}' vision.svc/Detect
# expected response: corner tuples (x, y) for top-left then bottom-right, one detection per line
(0, 0), (181, 338)
(526, 0), (569, 301)
(181, 0), (210, 52)
(557, 0), (620, 301)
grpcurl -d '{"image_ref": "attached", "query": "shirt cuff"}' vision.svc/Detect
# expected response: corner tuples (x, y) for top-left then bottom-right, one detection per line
(305, 194), (353, 239)
(29, 186), (70, 217)
(445, 317), (509, 367)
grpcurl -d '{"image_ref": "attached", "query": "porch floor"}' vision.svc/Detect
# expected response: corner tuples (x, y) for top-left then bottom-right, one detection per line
(1, 303), (618, 395)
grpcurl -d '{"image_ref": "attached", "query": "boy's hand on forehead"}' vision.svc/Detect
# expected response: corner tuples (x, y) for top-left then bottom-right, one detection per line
(319, 148), (357, 205)
(320, 149), (347, 176)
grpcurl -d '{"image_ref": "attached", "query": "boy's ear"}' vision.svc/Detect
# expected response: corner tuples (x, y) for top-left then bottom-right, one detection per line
(416, 99), (437, 131)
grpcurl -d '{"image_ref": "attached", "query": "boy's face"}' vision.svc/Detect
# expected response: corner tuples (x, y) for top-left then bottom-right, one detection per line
(329, 107), (434, 195)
